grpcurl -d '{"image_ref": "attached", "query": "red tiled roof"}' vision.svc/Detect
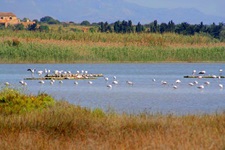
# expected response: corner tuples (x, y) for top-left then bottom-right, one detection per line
(0, 12), (16, 17)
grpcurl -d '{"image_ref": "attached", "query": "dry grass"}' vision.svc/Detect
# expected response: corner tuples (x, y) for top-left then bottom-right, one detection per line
(0, 101), (224, 150)
(1, 30), (225, 63)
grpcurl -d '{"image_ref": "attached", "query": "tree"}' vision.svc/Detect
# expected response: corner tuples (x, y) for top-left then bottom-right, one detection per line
(114, 21), (121, 33)
(40, 16), (60, 24)
(159, 23), (168, 33)
(149, 20), (159, 33)
(80, 20), (90, 26)
(136, 22), (144, 33)
(167, 20), (175, 32)
(127, 20), (134, 33)
(209, 22), (223, 39)
(14, 24), (24, 30)
(27, 23), (37, 31)
(39, 25), (49, 32)
(99, 22), (112, 32)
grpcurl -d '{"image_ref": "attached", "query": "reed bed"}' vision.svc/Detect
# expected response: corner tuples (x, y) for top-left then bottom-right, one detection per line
(0, 38), (225, 63)
(0, 30), (225, 63)
(0, 30), (219, 45)
(0, 100), (225, 149)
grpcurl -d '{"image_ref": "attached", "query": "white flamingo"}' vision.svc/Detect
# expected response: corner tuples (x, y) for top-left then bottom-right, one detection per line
(193, 81), (198, 85)
(112, 80), (118, 85)
(38, 80), (45, 84)
(198, 70), (206, 74)
(37, 70), (43, 77)
(192, 70), (196, 76)
(219, 84), (223, 89)
(219, 69), (223, 75)
(173, 84), (178, 89)
(175, 79), (181, 84)
(27, 68), (36, 77)
(19, 80), (27, 86)
(189, 82), (194, 86)
(161, 81), (167, 85)
(126, 81), (133, 86)
(204, 81), (210, 85)
(104, 77), (109, 81)
(4, 82), (10, 86)
(107, 84), (112, 88)
(197, 85), (204, 89)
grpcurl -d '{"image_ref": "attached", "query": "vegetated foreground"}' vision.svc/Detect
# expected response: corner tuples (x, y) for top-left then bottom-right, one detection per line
(0, 88), (224, 149)
(0, 30), (225, 63)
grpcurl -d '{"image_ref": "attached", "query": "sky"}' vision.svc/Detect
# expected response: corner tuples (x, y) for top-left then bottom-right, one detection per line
(126, 0), (225, 17)
(0, 0), (224, 24)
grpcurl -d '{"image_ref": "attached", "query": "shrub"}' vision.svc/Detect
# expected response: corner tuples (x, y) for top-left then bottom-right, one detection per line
(12, 39), (20, 47)
(0, 88), (55, 115)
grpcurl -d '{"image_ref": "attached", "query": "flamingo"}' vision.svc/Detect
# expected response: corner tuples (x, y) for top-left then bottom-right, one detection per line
(173, 85), (178, 89)
(38, 80), (45, 84)
(126, 81), (133, 86)
(219, 84), (223, 89)
(197, 85), (204, 89)
(204, 81), (210, 85)
(193, 81), (198, 85)
(219, 69), (223, 76)
(4, 82), (10, 86)
(107, 84), (112, 88)
(188, 82), (194, 86)
(212, 75), (217, 78)
(161, 81), (167, 85)
(104, 77), (109, 81)
(112, 80), (119, 85)
(198, 76), (203, 79)
(198, 70), (206, 74)
(19, 80), (27, 86)
(175, 79), (181, 84)
(27, 68), (36, 77)
(37, 70), (43, 77)
(192, 70), (196, 75)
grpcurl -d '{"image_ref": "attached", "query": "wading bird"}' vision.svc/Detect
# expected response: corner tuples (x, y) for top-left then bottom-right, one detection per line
(126, 81), (133, 86)
(198, 70), (206, 74)
(27, 68), (36, 77)
(219, 84), (223, 89)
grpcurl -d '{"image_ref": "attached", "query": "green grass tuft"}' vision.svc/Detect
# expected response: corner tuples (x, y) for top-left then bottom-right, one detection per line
(0, 88), (55, 115)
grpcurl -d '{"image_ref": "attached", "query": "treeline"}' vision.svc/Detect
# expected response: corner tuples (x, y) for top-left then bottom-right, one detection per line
(99, 20), (225, 40)
(1, 16), (225, 41)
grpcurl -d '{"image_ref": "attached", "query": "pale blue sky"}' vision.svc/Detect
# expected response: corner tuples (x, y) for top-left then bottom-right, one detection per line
(2, 0), (224, 17)
(126, 0), (225, 17)
(1, 0), (224, 23)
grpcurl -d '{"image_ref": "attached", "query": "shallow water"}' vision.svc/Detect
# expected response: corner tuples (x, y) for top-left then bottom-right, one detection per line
(0, 63), (224, 115)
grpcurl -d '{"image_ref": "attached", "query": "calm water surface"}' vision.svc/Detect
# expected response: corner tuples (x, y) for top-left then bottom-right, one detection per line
(0, 63), (224, 115)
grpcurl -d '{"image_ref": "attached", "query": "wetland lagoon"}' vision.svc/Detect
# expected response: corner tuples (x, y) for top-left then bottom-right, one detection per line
(1, 30), (225, 149)
(1, 63), (225, 115)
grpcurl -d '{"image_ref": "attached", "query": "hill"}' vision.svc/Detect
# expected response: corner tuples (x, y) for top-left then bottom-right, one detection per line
(1, 0), (224, 24)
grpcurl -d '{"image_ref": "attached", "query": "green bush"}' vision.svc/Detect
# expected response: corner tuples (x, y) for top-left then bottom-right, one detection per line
(0, 88), (55, 115)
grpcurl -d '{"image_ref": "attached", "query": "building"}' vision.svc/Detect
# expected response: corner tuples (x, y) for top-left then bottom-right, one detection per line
(0, 12), (35, 27)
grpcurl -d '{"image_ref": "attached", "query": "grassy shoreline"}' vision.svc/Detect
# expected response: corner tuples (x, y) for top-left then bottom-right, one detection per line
(0, 88), (225, 149)
(1, 30), (225, 63)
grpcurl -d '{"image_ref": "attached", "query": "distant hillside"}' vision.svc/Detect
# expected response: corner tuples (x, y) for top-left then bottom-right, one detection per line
(1, 0), (224, 24)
